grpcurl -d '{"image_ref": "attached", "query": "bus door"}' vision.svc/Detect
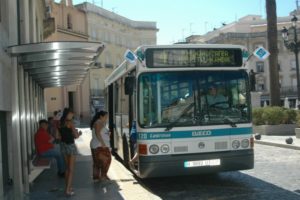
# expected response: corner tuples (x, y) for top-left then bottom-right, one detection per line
(113, 80), (123, 155)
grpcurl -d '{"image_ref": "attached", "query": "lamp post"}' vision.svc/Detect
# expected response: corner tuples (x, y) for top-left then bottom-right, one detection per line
(282, 15), (300, 105)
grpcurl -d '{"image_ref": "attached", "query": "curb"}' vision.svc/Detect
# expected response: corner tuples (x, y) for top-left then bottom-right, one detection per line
(254, 140), (300, 151)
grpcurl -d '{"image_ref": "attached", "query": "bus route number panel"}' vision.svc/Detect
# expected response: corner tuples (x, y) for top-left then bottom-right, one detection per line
(145, 48), (243, 68)
(184, 159), (221, 168)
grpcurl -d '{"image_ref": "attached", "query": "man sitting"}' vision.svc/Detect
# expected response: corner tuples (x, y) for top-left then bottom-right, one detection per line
(34, 119), (65, 177)
(203, 84), (229, 109)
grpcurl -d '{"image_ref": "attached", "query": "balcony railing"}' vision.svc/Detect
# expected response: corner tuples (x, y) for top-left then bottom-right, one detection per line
(280, 86), (298, 97)
(257, 86), (298, 97)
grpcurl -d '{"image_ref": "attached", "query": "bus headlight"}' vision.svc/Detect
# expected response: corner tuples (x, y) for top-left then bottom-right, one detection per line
(149, 144), (159, 154)
(241, 139), (250, 148)
(161, 144), (170, 153)
(232, 140), (240, 149)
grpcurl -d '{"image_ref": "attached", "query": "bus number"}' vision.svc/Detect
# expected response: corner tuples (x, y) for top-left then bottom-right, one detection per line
(139, 133), (147, 140)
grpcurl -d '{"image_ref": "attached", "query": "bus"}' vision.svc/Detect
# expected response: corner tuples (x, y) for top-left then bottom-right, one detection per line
(105, 44), (254, 178)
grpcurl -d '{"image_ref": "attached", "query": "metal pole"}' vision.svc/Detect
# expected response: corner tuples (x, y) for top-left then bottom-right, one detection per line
(294, 26), (300, 102)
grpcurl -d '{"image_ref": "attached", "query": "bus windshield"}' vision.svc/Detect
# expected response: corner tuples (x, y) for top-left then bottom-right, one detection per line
(138, 71), (250, 128)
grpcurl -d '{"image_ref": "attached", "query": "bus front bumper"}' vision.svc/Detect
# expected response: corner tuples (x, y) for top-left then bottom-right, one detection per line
(138, 149), (254, 178)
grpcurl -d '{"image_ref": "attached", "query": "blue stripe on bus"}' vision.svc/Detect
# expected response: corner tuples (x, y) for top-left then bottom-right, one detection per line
(137, 127), (252, 140)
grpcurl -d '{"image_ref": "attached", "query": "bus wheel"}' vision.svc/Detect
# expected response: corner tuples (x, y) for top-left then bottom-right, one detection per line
(122, 134), (129, 168)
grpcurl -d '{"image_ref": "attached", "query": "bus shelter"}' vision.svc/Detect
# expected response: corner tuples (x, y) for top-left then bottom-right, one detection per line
(7, 41), (104, 88)
(6, 41), (104, 194)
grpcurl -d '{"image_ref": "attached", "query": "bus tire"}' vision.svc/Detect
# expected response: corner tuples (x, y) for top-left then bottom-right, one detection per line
(122, 134), (129, 168)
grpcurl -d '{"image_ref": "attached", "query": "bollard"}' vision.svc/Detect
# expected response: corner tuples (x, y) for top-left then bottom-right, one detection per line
(254, 133), (261, 140)
(286, 137), (293, 144)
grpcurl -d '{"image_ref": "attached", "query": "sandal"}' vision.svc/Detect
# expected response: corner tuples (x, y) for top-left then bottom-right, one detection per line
(129, 161), (135, 169)
(65, 191), (75, 196)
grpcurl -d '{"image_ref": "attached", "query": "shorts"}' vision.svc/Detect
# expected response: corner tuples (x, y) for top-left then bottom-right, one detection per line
(60, 142), (78, 155)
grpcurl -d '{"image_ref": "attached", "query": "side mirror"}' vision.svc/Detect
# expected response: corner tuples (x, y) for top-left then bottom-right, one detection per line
(249, 72), (256, 92)
(124, 76), (135, 95)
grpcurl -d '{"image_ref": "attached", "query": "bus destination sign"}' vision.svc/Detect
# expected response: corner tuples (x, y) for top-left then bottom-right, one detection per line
(145, 48), (243, 68)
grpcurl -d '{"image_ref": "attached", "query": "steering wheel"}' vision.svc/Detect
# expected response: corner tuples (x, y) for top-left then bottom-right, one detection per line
(209, 101), (229, 109)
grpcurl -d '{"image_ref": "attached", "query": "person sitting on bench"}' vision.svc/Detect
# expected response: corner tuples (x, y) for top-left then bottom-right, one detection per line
(34, 119), (65, 177)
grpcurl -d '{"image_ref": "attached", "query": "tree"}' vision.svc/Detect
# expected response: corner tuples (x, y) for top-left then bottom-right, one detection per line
(266, 0), (281, 106)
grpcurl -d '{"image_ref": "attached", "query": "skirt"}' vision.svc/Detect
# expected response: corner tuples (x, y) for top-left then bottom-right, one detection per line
(60, 142), (78, 155)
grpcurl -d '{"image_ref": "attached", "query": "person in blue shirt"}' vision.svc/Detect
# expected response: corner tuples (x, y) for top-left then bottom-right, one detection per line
(203, 84), (229, 109)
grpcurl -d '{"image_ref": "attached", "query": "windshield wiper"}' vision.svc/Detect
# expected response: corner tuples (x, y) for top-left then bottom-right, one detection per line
(224, 117), (237, 127)
(165, 103), (194, 131)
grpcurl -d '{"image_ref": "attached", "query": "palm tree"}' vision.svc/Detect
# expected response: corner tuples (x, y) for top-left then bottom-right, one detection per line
(266, 0), (281, 106)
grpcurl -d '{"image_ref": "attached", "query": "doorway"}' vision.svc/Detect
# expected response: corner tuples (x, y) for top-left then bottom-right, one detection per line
(0, 112), (9, 195)
(68, 92), (75, 111)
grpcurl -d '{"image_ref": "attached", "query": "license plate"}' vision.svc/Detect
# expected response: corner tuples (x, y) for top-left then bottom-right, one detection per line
(184, 159), (221, 168)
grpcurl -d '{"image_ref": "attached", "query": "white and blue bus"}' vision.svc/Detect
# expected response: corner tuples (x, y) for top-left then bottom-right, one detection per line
(105, 44), (254, 178)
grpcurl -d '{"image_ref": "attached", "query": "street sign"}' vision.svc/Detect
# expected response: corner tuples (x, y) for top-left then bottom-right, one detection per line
(124, 49), (137, 64)
(253, 46), (270, 60)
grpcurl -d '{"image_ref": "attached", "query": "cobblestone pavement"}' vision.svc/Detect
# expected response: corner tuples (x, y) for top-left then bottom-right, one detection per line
(140, 144), (300, 200)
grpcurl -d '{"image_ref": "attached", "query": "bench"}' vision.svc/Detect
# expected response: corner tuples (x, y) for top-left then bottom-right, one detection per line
(32, 155), (51, 169)
(29, 155), (51, 183)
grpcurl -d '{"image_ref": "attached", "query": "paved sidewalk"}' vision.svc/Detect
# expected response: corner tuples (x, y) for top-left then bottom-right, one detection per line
(254, 135), (300, 150)
(27, 128), (160, 200)
(26, 128), (300, 200)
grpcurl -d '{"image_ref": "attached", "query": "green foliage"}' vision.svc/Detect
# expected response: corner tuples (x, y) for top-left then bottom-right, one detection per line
(252, 108), (264, 125)
(252, 107), (297, 125)
(296, 111), (300, 127)
(284, 109), (297, 124)
(261, 107), (285, 125)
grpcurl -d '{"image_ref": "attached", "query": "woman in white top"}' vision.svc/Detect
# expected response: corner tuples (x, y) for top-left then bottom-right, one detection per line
(90, 111), (111, 181)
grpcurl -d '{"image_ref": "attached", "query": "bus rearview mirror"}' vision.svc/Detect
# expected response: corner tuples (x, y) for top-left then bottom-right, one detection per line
(124, 76), (135, 95)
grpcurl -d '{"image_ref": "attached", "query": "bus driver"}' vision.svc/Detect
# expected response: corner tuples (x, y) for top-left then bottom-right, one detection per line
(203, 84), (228, 109)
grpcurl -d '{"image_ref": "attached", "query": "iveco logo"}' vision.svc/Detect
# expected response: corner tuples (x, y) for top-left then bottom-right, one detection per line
(192, 130), (212, 137)
(198, 142), (205, 149)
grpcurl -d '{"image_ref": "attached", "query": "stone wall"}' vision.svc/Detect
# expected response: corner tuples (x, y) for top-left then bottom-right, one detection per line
(253, 124), (297, 135)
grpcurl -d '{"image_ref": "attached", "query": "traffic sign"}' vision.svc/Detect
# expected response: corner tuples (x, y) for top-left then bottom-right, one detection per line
(124, 49), (137, 64)
(253, 46), (270, 60)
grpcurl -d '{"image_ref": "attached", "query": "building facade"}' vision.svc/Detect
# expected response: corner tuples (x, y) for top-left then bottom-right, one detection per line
(186, 10), (300, 106)
(44, 1), (158, 122)
(0, 1), (105, 199)
(43, 0), (91, 121)
(77, 2), (157, 118)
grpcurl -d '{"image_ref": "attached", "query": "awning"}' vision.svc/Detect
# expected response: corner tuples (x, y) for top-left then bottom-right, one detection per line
(7, 41), (105, 88)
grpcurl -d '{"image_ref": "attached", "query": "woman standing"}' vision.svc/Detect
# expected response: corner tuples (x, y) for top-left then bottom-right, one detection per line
(59, 108), (81, 196)
(90, 111), (111, 181)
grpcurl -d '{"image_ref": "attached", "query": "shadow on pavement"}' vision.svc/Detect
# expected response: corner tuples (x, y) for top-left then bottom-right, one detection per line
(139, 171), (300, 200)
(28, 155), (124, 200)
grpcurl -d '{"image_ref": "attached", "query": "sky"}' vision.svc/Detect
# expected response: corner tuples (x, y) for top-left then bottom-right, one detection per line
(66, 0), (297, 44)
